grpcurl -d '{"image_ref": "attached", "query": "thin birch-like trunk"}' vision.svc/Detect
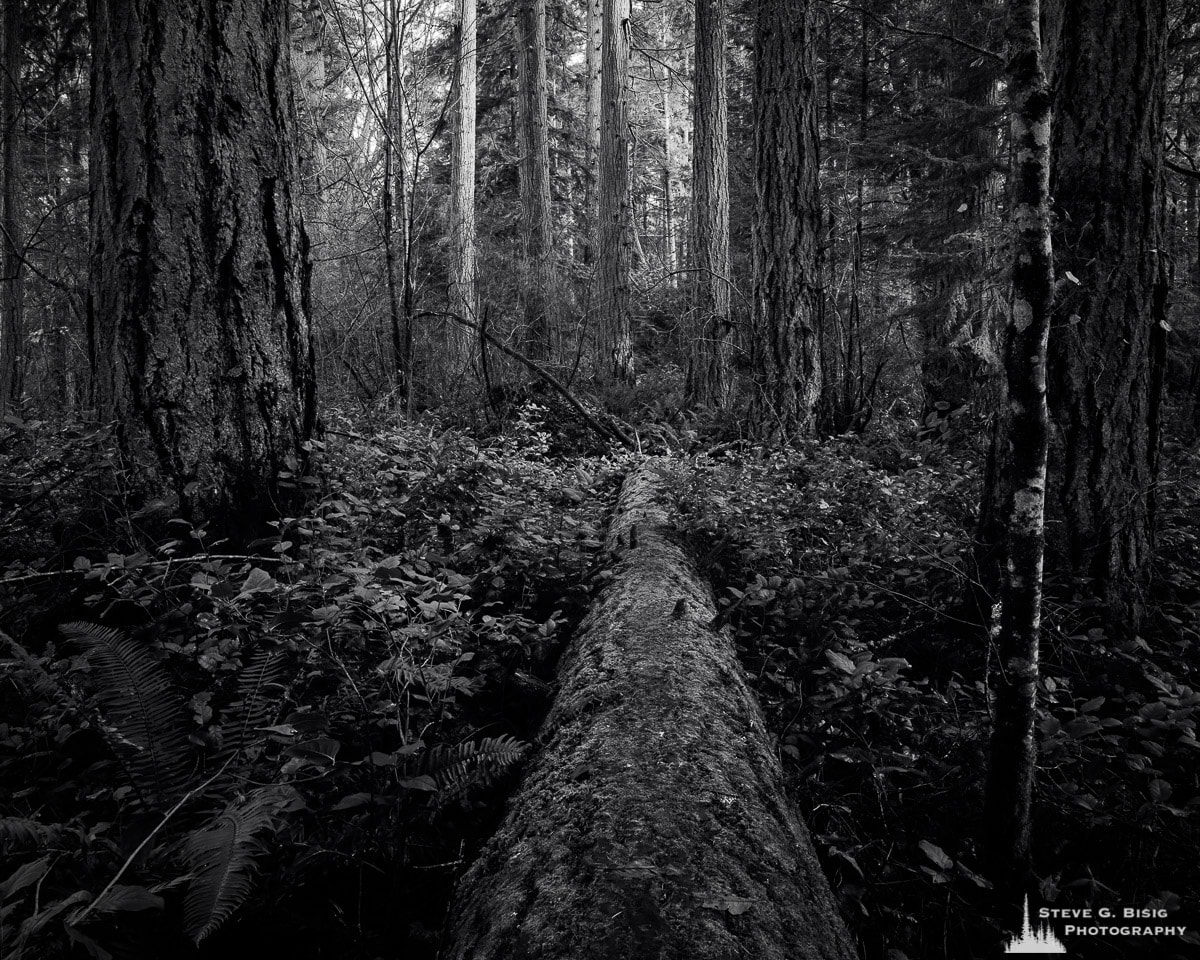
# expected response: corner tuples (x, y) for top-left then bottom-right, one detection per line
(984, 0), (1054, 890)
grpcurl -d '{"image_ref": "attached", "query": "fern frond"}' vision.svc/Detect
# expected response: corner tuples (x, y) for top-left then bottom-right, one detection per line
(181, 788), (282, 944)
(424, 735), (529, 801)
(60, 621), (193, 806)
(0, 817), (65, 853)
(215, 649), (287, 769)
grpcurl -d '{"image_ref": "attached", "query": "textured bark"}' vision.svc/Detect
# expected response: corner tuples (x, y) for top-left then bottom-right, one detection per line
(292, 0), (327, 248)
(597, 0), (633, 382)
(448, 0), (478, 353)
(89, 0), (315, 526)
(658, 7), (675, 283)
(751, 0), (822, 439)
(1, 0), (23, 417)
(581, 0), (601, 267)
(686, 0), (731, 408)
(442, 461), (856, 960)
(1043, 0), (1169, 619)
(983, 0), (1053, 890)
(516, 0), (556, 361)
(383, 0), (412, 399)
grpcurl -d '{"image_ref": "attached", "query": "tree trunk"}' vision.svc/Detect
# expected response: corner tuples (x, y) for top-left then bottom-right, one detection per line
(382, 0), (414, 406)
(89, 0), (316, 527)
(659, 6), (675, 285)
(293, 0), (327, 250)
(597, 0), (634, 382)
(686, 0), (731, 408)
(1, 0), (23, 418)
(983, 0), (1053, 893)
(448, 0), (478, 357)
(1043, 0), (1169, 622)
(516, 0), (556, 362)
(751, 0), (822, 439)
(581, 0), (601, 268)
(442, 461), (857, 960)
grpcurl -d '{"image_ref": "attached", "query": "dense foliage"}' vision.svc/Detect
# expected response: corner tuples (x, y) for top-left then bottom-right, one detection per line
(3, 409), (1198, 958)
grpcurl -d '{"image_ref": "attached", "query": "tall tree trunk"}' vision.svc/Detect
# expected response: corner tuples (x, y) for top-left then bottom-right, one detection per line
(516, 0), (556, 361)
(448, 0), (478, 358)
(686, 0), (731, 408)
(751, 0), (822, 438)
(1044, 0), (1169, 622)
(984, 0), (1053, 893)
(396, 27), (415, 414)
(581, 0), (601, 268)
(659, 6), (675, 285)
(598, 0), (633, 382)
(383, 0), (409, 397)
(1, 0), (23, 418)
(89, 0), (316, 527)
(293, 0), (327, 250)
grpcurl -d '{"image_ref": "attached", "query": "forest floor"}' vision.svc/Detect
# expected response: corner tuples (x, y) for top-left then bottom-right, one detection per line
(1, 401), (1199, 960)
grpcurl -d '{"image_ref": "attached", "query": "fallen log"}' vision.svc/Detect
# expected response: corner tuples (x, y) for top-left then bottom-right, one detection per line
(441, 460), (857, 960)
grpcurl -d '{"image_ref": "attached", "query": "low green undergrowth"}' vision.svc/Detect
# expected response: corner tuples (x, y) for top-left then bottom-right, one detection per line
(0, 409), (621, 959)
(677, 437), (1200, 960)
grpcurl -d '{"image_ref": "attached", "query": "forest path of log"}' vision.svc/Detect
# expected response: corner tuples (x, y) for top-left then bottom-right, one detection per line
(442, 458), (856, 960)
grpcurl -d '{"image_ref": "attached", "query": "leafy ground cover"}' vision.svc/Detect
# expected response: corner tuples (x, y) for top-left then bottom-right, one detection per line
(2, 408), (1198, 959)
(676, 437), (1200, 960)
(0, 406), (622, 959)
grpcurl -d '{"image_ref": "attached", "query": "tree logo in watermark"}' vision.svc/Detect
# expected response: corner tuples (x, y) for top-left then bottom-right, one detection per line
(1005, 896), (1068, 954)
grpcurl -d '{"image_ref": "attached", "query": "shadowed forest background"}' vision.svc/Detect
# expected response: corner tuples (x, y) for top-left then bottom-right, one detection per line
(1, 0), (1200, 957)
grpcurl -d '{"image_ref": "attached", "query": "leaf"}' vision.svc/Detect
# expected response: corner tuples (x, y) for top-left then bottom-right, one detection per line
(1149, 779), (1172, 802)
(237, 567), (277, 597)
(182, 790), (281, 943)
(91, 885), (164, 914)
(398, 775), (438, 792)
(1063, 717), (1101, 739)
(1080, 696), (1106, 713)
(283, 737), (340, 766)
(59, 623), (192, 805)
(331, 793), (372, 811)
(954, 861), (993, 889)
(0, 857), (51, 902)
(825, 650), (856, 675)
(919, 840), (953, 870)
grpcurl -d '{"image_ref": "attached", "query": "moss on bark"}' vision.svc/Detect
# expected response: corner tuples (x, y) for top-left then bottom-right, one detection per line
(441, 461), (856, 960)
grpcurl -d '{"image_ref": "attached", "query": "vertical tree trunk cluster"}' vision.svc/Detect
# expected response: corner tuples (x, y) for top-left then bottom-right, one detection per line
(515, 0), (556, 362)
(686, 0), (731, 408)
(598, 0), (634, 382)
(1044, 0), (1169, 620)
(448, 0), (478, 355)
(383, 0), (413, 403)
(293, 0), (328, 248)
(984, 0), (1054, 891)
(751, 0), (822, 438)
(659, 7), (676, 283)
(1, 0), (23, 418)
(89, 0), (315, 525)
(581, 0), (601, 268)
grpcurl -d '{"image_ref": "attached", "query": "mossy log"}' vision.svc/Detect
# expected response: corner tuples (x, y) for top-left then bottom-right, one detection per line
(441, 460), (857, 960)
